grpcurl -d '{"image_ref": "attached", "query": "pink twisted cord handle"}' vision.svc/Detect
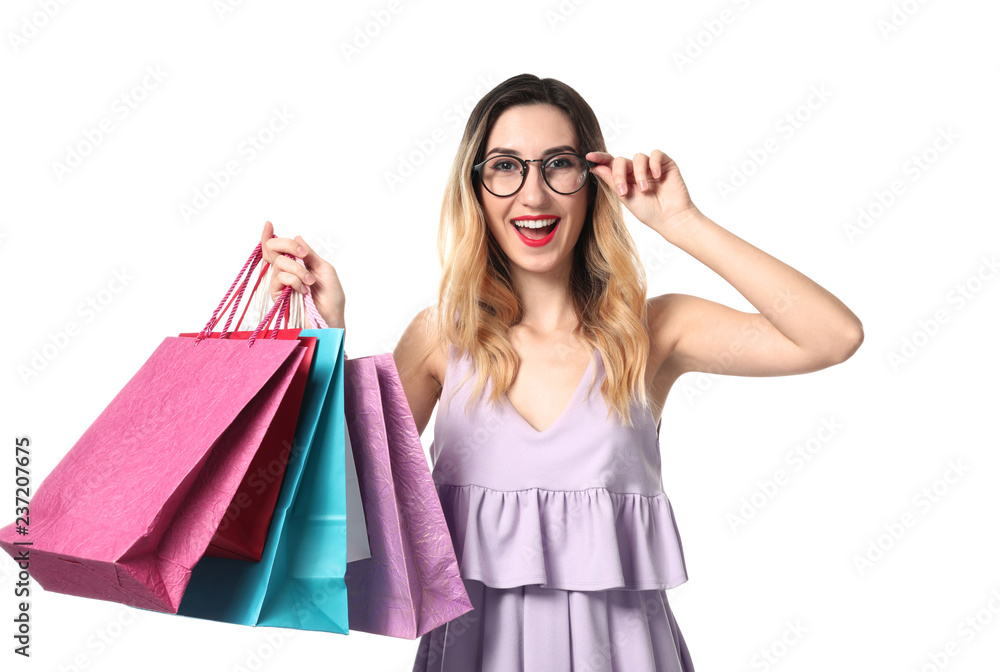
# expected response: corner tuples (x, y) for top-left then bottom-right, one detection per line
(304, 292), (328, 328)
(247, 285), (293, 347)
(195, 244), (262, 344)
(247, 246), (300, 345)
(218, 250), (262, 340)
(195, 240), (295, 348)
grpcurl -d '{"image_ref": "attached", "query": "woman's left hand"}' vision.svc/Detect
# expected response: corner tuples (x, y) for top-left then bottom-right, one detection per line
(586, 150), (699, 231)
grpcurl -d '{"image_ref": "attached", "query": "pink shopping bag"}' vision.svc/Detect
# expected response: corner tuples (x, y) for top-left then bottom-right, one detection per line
(0, 245), (307, 613)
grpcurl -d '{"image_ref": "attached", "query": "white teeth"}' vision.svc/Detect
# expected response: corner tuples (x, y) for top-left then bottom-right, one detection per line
(512, 218), (558, 229)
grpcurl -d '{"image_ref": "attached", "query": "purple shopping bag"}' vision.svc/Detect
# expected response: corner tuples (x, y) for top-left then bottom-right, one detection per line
(343, 353), (473, 639)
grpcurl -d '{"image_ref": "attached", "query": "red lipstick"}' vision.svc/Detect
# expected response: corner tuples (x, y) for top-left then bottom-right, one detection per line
(510, 215), (560, 248)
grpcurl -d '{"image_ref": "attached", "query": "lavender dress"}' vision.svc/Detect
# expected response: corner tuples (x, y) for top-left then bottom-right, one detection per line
(413, 343), (694, 672)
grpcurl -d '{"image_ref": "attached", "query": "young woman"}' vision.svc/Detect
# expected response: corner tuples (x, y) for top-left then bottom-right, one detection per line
(260, 74), (863, 671)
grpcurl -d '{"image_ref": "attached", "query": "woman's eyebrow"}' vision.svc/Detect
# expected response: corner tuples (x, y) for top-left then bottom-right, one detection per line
(485, 145), (578, 158)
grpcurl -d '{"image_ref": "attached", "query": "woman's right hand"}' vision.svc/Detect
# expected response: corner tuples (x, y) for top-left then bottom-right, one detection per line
(260, 220), (346, 329)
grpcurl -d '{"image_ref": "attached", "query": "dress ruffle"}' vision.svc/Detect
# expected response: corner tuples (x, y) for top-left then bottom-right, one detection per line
(435, 482), (689, 591)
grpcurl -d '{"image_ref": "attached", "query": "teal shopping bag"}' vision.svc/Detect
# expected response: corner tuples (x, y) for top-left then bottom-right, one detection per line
(177, 327), (350, 634)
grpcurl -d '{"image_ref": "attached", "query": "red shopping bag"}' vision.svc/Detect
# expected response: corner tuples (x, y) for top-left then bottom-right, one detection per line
(0, 249), (307, 611)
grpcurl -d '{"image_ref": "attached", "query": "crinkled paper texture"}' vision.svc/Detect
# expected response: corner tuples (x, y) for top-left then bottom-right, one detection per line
(0, 336), (304, 612)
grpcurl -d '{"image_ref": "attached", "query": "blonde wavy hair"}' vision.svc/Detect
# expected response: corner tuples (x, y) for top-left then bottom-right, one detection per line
(432, 74), (651, 428)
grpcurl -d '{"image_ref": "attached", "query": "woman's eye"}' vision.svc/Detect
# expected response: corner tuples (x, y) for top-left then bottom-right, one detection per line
(492, 160), (517, 172)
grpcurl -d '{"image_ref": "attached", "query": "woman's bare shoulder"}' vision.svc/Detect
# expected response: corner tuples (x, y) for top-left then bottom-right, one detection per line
(423, 306), (448, 386)
(396, 305), (448, 388)
(394, 305), (448, 435)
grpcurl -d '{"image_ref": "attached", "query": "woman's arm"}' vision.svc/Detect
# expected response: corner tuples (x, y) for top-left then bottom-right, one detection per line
(649, 208), (863, 377)
(588, 149), (863, 377)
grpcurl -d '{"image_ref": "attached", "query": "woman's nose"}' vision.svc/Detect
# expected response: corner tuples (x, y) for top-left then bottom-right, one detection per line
(517, 162), (550, 205)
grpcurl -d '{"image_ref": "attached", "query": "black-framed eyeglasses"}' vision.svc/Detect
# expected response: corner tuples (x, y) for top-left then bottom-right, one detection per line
(472, 152), (598, 197)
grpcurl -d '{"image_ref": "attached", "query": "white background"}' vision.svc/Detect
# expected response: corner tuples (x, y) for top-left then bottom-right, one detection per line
(1, 1), (998, 671)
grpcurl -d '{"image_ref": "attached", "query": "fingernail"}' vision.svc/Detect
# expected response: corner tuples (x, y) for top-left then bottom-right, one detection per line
(304, 273), (315, 284)
(639, 180), (648, 191)
(652, 169), (661, 179)
(299, 285), (309, 294)
(296, 246), (306, 256)
(617, 184), (627, 196)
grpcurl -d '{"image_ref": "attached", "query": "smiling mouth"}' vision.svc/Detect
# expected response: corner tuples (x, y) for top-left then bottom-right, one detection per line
(511, 217), (560, 241)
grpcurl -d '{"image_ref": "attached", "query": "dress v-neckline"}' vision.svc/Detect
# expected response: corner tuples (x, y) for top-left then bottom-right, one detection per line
(503, 349), (597, 435)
